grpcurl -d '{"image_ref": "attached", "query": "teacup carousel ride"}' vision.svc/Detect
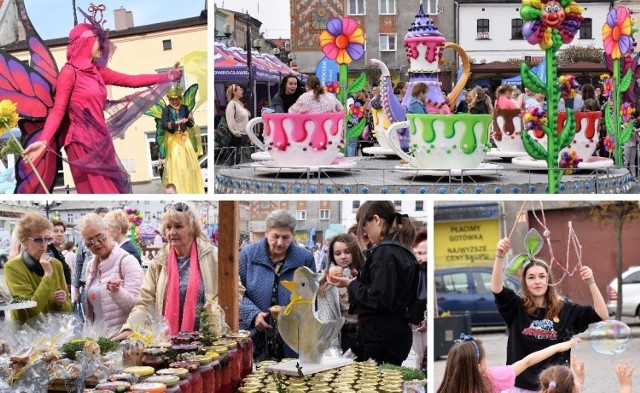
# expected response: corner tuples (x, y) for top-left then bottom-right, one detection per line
(214, 4), (633, 194)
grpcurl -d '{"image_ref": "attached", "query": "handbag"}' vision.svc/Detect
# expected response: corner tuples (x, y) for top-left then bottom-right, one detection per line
(251, 261), (286, 363)
(408, 263), (428, 325)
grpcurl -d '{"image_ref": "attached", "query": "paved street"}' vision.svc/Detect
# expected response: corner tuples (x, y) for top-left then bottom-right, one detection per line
(51, 179), (166, 194)
(434, 321), (640, 391)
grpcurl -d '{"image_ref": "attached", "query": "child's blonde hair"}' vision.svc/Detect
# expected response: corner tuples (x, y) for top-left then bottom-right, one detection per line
(539, 365), (576, 393)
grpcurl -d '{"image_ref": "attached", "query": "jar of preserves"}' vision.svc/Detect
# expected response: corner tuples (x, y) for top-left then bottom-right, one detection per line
(224, 342), (242, 391)
(147, 375), (181, 393)
(123, 366), (155, 384)
(141, 347), (168, 371)
(157, 368), (191, 393)
(170, 361), (201, 393)
(129, 382), (168, 393)
(205, 346), (227, 392)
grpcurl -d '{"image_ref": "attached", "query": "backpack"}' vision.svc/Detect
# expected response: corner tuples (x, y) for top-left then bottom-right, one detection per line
(369, 239), (426, 325)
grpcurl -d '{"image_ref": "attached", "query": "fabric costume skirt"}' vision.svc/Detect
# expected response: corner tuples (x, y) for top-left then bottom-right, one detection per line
(65, 134), (131, 194)
(163, 130), (205, 194)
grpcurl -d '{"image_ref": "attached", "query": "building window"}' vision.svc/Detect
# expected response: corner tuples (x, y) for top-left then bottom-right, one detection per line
(415, 201), (424, 211)
(426, 0), (438, 14)
(162, 39), (172, 50)
(477, 19), (490, 39)
(348, 0), (365, 15)
(580, 18), (592, 39)
(296, 210), (307, 220)
(67, 214), (74, 223)
(379, 0), (395, 15)
(145, 211), (151, 222)
(320, 209), (330, 220)
(379, 34), (396, 51)
(394, 201), (402, 209)
(352, 201), (360, 210)
(511, 18), (523, 40)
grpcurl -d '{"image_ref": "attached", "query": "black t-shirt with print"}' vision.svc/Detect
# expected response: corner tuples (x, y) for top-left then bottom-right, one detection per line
(494, 287), (602, 390)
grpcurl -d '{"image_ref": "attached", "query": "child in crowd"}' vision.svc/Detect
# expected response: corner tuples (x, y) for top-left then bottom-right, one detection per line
(316, 233), (364, 357)
(436, 334), (579, 393)
(539, 359), (634, 393)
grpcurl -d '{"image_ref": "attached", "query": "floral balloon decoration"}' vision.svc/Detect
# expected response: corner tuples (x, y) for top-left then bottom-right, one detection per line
(603, 7), (635, 60)
(125, 206), (143, 253)
(521, 0), (583, 50)
(320, 17), (368, 156)
(519, 0), (584, 194)
(602, 6), (639, 168)
(319, 18), (365, 65)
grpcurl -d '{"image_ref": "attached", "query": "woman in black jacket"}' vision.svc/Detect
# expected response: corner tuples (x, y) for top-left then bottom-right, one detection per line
(331, 201), (418, 365)
(271, 74), (305, 113)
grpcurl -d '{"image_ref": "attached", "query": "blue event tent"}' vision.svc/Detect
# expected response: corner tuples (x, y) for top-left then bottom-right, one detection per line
(501, 60), (547, 86)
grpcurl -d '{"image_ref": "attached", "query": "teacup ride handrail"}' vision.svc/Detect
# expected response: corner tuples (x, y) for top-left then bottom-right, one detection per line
(386, 120), (416, 166)
(246, 117), (266, 151)
(444, 42), (470, 109)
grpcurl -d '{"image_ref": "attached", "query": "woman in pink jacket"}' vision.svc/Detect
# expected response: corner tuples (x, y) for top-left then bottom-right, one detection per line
(79, 213), (144, 333)
(23, 15), (182, 193)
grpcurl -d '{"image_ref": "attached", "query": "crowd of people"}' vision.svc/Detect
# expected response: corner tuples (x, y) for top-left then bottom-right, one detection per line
(2, 202), (428, 372)
(3, 203), (223, 336)
(436, 237), (634, 393)
(214, 73), (384, 163)
(455, 80), (640, 178)
(239, 202), (428, 369)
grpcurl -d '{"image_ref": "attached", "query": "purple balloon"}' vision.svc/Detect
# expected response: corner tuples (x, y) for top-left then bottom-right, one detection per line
(522, 20), (538, 41)
(346, 43), (365, 62)
(618, 35), (632, 56)
(326, 18), (343, 37)
(607, 8), (617, 28)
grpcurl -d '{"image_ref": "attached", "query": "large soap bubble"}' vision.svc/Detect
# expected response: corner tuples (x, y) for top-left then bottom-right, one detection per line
(589, 320), (632, 355)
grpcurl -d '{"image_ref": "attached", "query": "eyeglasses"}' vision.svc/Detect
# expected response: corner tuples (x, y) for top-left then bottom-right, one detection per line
(30, 237), (53, 246)
(84, 233), (107, 247)
(165, 202), (189, 213)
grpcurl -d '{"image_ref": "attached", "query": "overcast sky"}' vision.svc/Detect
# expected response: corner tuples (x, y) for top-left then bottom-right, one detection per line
(214, 0), (291, 39)
(25, 0), (206, 40)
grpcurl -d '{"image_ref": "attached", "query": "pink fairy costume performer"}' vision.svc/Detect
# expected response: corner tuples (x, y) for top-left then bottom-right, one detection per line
(21, 5), (181, 194)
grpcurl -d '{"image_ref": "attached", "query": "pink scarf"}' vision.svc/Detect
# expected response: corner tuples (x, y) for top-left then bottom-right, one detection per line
(165, 241), (201, 335)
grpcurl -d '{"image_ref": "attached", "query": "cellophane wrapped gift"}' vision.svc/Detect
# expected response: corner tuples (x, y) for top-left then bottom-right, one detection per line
(200, 295), (229, 345)
(122, 304), (170, 367)
(0, 313), (81, 390)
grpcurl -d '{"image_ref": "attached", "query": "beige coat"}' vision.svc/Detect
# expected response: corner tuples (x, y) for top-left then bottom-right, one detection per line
(121, 237), (218, 332)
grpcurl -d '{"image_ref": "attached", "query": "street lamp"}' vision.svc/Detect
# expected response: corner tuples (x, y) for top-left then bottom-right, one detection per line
(32, 201), (61, 220)
(222, 23), (234, 46)
(252, 33), (266, 53)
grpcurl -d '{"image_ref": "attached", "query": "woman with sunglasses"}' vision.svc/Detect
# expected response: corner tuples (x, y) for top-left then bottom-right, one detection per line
(491, 237), (607, 393)
(4, 213), (72, 323)
(117, 202), (221, 339)
(80, 213), (144, 332)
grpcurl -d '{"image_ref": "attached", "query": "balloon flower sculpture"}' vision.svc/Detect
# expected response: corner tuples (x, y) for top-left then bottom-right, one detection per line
(125, 207), (144, 256)
(602, 6), (638, 167)
(320, 17), (367, 156)
(520, 0), (583, 194)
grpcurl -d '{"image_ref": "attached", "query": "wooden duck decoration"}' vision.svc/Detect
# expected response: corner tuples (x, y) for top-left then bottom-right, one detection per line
(278, 266), (344, 364)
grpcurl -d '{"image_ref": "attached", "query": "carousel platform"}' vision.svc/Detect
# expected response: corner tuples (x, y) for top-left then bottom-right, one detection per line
(214, 154), (636, 195)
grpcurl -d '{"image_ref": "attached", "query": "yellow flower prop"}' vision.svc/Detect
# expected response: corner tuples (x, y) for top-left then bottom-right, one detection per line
(0, 99), (18, 133)
(0, 99), (49, 193)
